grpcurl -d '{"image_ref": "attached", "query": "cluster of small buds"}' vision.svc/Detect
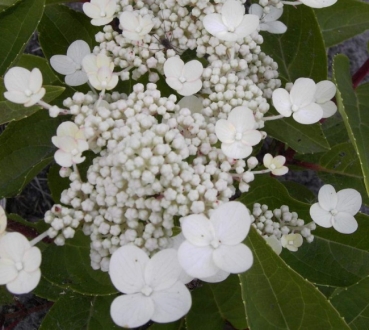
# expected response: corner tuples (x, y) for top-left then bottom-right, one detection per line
(44, 204), (84, 246)
(251, 203), (316, 253)
(258, 0), (284, 11)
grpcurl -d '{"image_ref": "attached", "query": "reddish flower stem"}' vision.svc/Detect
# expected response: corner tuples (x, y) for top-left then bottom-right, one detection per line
(352, 58), (369, 89)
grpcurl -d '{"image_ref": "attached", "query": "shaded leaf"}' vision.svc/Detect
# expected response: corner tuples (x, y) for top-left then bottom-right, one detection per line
(333, 55), (369, 199)
(149, 320), (186, 330)
(0, 0), (20, 12)
(41, 230), (117, 296)
(0, 286), (14, 305)
(47, 163), (70, 204)
(34, 275), (69, 302)
(261, 5), (327, 83)
(0, 0), (45, 75)
(314, 0), (369, 47)
(39, 292), (120, 330)
(0, 111), (65, 198)
(240, 228), (349, 329)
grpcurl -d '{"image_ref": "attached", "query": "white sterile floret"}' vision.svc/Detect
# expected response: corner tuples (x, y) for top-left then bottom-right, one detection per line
(264, 235), (282, 255)
(0, 206), (6, 238)
(178, 201), (253, 281)
(249, 4), (287, 34)
(299, 0), (337, 8)
(0, 232), (41, 294)
(4, 67), (45, 107)
(119, 11), (154, 41)
(52, 122), (89, 167)
(109, 245), (191, 328)
(50, 40), (91, 86)
(164, 57), (203, 96)
(310, 184), (362, 234)
(281, 233), (303, 252)
(83, 0), (116, 26)
(272, 78), (323, 124)
(314, 80), (337, 118)
(215, 106), (262, 159)
(263, 153), (288, 176)
(203, 0), (259, 42)
(82, 53), (118, 90)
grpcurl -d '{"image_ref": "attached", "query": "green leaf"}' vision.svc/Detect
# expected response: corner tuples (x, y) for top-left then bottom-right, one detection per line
(314, 0), (369, 47)
(240, 228), (350, 329)
(0, 111), (65, 198)
(0, 0), (20, 12)
(333, 55), (369, 199)
(265, 118), (330, 154)
(39, 292), (120, 330)
(149, 320), (186, 330)
(41, 230), (117, 295)
(47, 163), (69, 204)
(331, 276), (369, 329)
(33, 275), (69, 302)
(0, 0), (45, 75)
(281, 181), (316, 204)
(186, 275), (247, 330)
(0, 286), (14, 305)
(261, 5), (327, 83)
(321, 114), (350, 147)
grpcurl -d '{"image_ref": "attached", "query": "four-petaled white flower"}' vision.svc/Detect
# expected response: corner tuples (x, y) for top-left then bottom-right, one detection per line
(52, 122), (89, 167)
(203, 0), (259, 42)
(164, 57), (203, 96)
(314, 80), (337, 118)
(299, 0), (337, 8)
(177, 201), (253, 280)
(0, 232), (41, 294)
(4, 67), (45, 107)
(0, 206), (6, 238)
(215, 106), (262, 159)
(249, 4), (287, 34)
(272, 78), (323, 124)
(310, 184), (362, 234)
(281, 233), (303, 252)
(109, 245), (191, 328)
(82, 54), (119, 91)
(119, 11), (154, 41)
(50, 40), (91, 86)
(263, 153), (288, 176)
(83, 0), (117, 26)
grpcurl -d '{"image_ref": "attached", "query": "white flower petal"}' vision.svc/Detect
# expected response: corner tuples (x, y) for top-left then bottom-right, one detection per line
(178, 96), (203, 113)
(263, 153), (273, 167)
(166, 78), (183, 92)
(145, 249), (181, 291)
(203, 14), (228, 38)
(272, 88), (292, 117)
(109, 245), (148, 294)
(180, 80), (202, 96)
(272, 166), (288, 176)
(151, 282), (192, 323)
(273, 155), (286, 167)
(249, 4), (263, 18)
(54, 150), (73, 167)
(315, 80), (336, 103)
(56, 121), (79, 137)
(241, 129), (262, 146)
(228, 106), (256, 131)
(222, 141), (252, 159)
(211, 202), (250, 245)
(264, 236), (282, 255)
(336, 189), (362, 215)
(24, 89), (45, 107)
(321, 101), (337, 118)
(221, 0), (244, 30)
(0, 232), (30, 261)
(333, 212), (358, 234)
(234, 15), (260, 39)
(213, 244), (253, 274)
(300, 0), (337, 8)
(91, 16), (115, 26)
(67, 40), (90, 64)
(177, 241), (218, 278)
(215, 119), (236, 143)
(4, 67), (30, 92)
(290, 78), (316, 108)
(292, 103), (323, 124)
(164, 57), (183, 79)
(82, 3), (100, 19)
(4, 91), (29, 104)
(120, 10), (139, 32)
(309, 203), (333, 228)
(104, 0), (117, 17)
(199, 269), (230, 283)
(28, 68), (43, 93)
(263, 21), (287, 34)
(183, 60), (203, 82)
(82, 54), (99, 74)
(7, 269), (41, 294)
(50, 55), (77, 75)
(65, 71), (89, 86)
(0, 206), (6, 234)
(318, 184), (337, 211)
(180, 214), (213, 246)
(23, 247), (41, 273)
(0, 259), (17, 284)
(110, 294), (154, 328)
(264, 6), (284, 21)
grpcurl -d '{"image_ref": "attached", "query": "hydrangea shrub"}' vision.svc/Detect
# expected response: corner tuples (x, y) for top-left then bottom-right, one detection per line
(0, 0), (369, 328)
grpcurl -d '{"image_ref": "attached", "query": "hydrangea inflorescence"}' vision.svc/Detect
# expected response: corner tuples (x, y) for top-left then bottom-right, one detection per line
(1, 0), (361, 327)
